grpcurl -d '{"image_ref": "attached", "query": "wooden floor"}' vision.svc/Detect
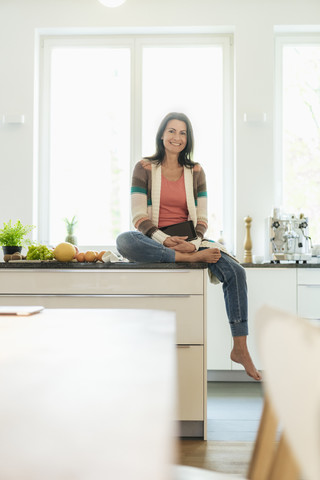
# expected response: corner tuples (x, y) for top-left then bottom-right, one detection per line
(207, 382), (263, 441)
(176, 439), (254, 476)
(176, 382), (263, 475)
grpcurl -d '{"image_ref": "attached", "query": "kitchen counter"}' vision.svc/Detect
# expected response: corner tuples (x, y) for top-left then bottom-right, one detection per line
(242, 261), (320, 268)
(0, 260), (208, 438)
(0, 261), (208, 270)
(2, 260), (320, 269)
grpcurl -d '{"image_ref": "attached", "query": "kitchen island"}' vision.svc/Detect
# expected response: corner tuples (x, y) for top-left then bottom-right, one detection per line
(0, 308), (176, 480)
(0, 260), (208, 439)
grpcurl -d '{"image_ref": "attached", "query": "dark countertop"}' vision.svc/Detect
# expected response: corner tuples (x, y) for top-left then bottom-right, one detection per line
(1, 260), (320, 269)
(0, 261), (208, 270)
(242, 262), (320, 268)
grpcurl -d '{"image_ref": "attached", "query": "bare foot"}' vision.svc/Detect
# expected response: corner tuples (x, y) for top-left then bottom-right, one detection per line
(175, 248), (221, 263)
(231, 338), (262, 381)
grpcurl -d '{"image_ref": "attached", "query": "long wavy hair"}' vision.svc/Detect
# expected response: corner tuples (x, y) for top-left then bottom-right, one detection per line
(145, 112), (195, 168)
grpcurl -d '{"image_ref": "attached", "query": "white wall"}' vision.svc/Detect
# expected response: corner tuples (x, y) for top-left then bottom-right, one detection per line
(1, 0), (320, 259)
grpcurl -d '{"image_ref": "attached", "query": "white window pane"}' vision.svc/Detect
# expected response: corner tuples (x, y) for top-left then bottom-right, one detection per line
(282, 44), (320, 243)
(142, 46), (223, 240)
(49, 47), (130, 246)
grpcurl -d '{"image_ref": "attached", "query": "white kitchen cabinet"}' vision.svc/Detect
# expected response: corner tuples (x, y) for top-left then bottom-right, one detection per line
(239, 267), (297, 370)
(207, 267), (297, 371)
(0, 265), (207, 438)
(297, 269), (320, 320)
(0, 269), (204, 295)
(0, 293), (203, 345)
(207, 282), (231, 370)
(177, 346), (204, 421)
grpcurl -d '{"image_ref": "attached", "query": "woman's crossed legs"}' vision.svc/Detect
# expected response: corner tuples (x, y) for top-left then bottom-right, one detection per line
(116, 231), (261, 380)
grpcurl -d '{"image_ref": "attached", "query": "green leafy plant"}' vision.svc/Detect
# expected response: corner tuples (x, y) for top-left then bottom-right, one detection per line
(64, 215), (77, 234)
(64, 215), (78, 245)
(0, 220), (35, 246)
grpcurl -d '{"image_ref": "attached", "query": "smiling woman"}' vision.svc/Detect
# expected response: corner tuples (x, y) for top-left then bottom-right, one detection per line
(161, 122), (188, 158)
(116, 111), (261, 381)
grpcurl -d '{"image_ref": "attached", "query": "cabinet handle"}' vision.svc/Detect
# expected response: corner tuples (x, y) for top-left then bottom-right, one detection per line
(300, 284), (320, 288)
(177, 345), (191, 348)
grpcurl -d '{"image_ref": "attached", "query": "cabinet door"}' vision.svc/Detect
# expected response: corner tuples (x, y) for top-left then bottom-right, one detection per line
(297, 269), (320, 319)
(0, 294), (203, 345)
(176, 346), (204, 421)
(233, 268), (297, 370)
(0, 270), (204, 295)
(207, 283), (232, 370)
(298, 286), (320, 319)
(297, 269), (320, 285)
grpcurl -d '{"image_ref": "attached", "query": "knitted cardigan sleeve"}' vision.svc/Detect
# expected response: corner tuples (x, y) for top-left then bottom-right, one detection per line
(131, 160), (168, 244)
(131, 160), (154, 236)
(193, 164), (208, 239)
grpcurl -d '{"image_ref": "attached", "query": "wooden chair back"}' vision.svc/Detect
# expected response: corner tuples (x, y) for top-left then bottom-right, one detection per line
(247, 396), (299, 480)
(255, 306), (320, 480)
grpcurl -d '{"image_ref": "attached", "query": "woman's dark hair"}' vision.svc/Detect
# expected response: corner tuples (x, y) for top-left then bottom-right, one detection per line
(145, 112), (195, 168)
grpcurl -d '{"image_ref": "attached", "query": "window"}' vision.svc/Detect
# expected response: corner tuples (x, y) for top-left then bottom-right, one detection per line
(38, 34), (233, 248)
(276, 36), (320, 244)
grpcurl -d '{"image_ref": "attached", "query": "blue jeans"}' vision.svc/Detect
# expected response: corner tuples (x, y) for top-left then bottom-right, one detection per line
(116, 231), (248, 337)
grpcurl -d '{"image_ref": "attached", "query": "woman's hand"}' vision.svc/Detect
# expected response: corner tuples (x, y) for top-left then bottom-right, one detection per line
(172, 242), (196, 253)
(163, 236), (188, 248)
(164, 236), (196, 252)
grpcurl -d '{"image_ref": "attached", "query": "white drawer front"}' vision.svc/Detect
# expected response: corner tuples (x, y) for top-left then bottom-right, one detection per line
(177, 346), (204, 421)
(0, 270), (204, 295)
(298, 285), (320, 319)
(0, 294), (203, 344)
(298, 269), (320, 285)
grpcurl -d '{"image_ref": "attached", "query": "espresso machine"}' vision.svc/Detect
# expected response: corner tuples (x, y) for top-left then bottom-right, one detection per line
(266, 210), (312, 262)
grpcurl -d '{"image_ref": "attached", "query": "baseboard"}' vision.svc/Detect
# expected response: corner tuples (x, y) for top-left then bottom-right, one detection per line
(177, 421), (204, 438)
(207, 370), (261, 382)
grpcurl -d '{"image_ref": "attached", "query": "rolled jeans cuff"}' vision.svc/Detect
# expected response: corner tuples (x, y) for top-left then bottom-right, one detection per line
(230, 320), (248, 337)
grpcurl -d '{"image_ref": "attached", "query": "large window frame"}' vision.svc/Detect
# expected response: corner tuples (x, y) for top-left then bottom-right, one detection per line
(37, 33), (234, 250)
(275, 33), (320, 212)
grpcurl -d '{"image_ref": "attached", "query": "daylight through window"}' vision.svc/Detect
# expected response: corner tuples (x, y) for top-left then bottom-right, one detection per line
(39, 35), (232, 248)
(281, 41), (320, 244)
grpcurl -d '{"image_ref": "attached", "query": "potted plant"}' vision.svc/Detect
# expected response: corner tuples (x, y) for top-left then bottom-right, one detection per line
(64, 215), (78, 245)
(0, 220), (35, 255)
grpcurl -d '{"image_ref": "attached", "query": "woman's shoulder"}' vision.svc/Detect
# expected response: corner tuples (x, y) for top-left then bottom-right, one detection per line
(136, 158), (153, 171)
(190, 162), (205, 174)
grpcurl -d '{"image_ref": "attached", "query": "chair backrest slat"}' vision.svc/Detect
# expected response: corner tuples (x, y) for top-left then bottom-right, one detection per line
(268, 433), (300, 480)
(247, 396), (277, 480)
(256, 306), (320, 480)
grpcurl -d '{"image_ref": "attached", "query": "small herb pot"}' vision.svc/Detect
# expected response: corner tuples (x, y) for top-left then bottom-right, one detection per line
(2, 246), (23, 255)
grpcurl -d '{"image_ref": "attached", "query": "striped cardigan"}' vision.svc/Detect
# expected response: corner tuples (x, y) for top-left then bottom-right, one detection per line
(130, 159), (208, 251)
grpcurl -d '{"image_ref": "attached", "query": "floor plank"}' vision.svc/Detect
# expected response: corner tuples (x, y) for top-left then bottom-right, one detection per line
(176, 439), (254, 476)
(176, 382), (262, 475)
(207, 382), (263, 441)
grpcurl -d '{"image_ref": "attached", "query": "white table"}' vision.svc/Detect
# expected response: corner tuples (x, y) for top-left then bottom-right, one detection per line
(0, 308), (176, 480)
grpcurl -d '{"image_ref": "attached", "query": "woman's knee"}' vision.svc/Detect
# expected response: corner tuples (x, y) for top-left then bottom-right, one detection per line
(116, 231), (136, 256)
(219, 253), (247, 284)
(233, 261), (247, 285)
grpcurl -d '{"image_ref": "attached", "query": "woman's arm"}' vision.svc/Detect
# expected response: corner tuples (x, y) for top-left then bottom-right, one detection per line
(195, 165), (208, 239)
(131, 161), (169, 244)
(187, 164), (208, 251)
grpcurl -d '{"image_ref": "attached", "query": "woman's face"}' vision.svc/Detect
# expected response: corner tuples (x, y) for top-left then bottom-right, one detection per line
(161, 119), (187, 156)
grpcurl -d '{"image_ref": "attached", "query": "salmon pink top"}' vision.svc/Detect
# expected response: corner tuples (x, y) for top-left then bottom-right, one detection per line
(158, 173), (188, 228)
